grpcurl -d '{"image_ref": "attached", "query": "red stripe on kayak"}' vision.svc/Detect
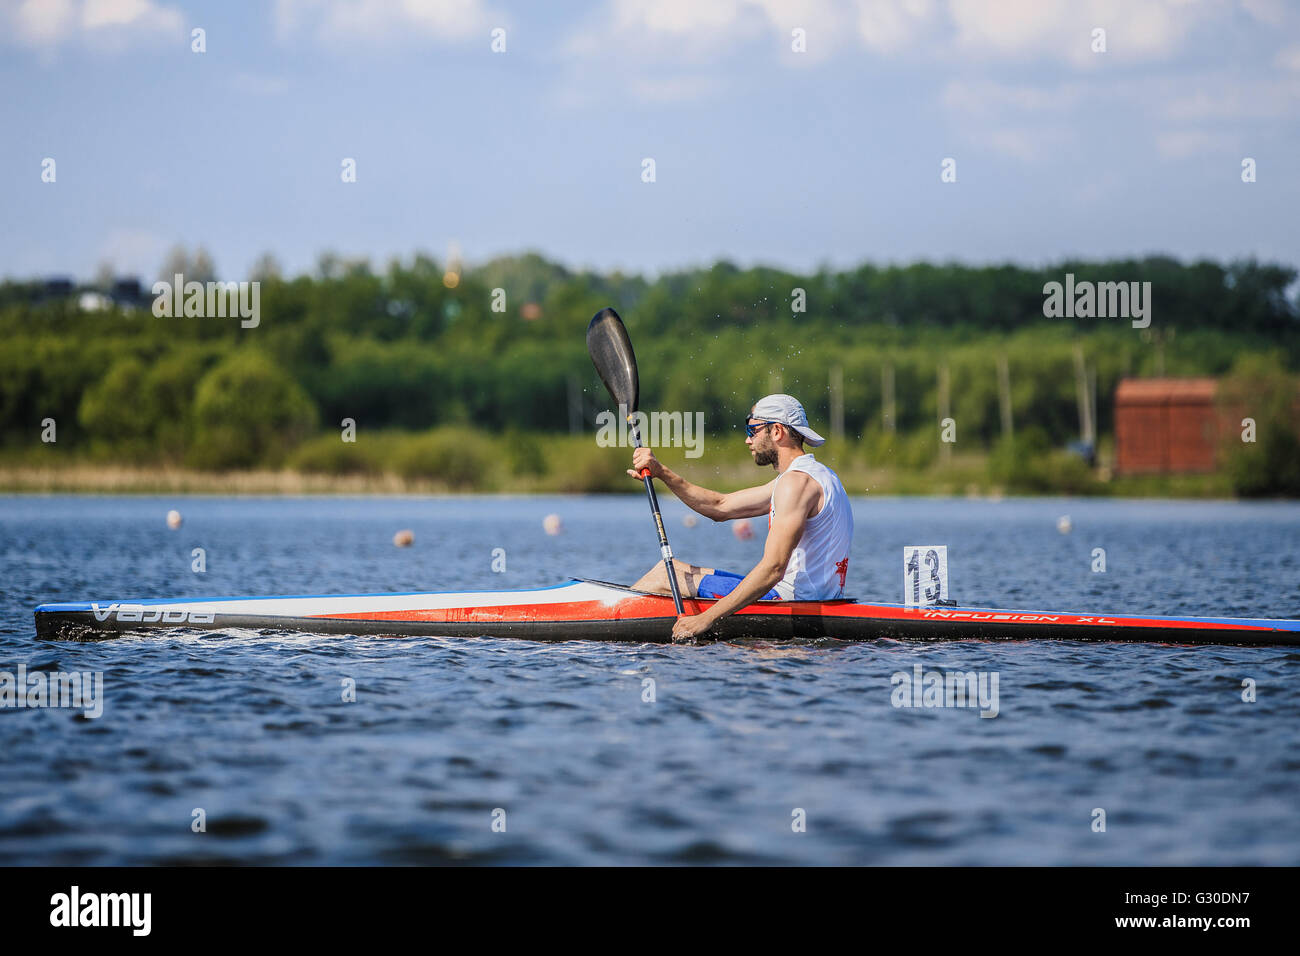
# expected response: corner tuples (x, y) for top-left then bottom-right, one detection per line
(315, 595), (696, 623)
(811, 602), (1279, 631)
(313, 594), (1280, 631)
(316, 594), (830, 623)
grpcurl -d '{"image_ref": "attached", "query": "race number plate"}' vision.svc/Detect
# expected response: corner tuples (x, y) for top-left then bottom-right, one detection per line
(904, 546), (949, 607)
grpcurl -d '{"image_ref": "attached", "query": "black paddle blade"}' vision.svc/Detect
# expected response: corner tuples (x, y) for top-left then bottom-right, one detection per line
(586, 307), (640, 413)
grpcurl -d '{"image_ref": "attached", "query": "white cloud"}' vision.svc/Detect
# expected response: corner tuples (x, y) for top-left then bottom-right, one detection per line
(1163, 77), (1300, 121)
(956, 122), (1078, 162)
(611, 0), (747, 36)
(939, 79), (1084, 161)
(756, 0), (854, 62)
(1155, 128), (1223, 158)
(947, 0), (1070, 55)
(946, 0), (1202, 66)
(1239, 0), (1287, 27)
(1277, 43), (1300, 72)
(942, 70), (1295, 165)
(98, 228), (171, 278)
(856, 0), (936, 54)
(627, 73), (728, 104)
(567, 0), (1233, 73)
(273, 0), (496, 46)
(941, 78), (1083, 115)
(559, 0), (853, 106)
(4, 0), (181, 47)
(567, 0), (764, 63)
(83, 0), (163, 29)
(229, 72), (292, 96)
(567, 0), (856, 67)
(11, 0), (76, 44)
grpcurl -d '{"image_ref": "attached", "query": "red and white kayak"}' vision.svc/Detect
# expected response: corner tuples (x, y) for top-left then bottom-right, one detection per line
(33, 579), (1300, 645)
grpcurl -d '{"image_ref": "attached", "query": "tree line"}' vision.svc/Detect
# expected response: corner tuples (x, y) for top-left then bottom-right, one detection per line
(0, 252), (1296, 480)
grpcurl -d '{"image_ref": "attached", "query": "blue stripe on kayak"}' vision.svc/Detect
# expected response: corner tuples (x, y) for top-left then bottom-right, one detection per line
(35, 578), (585, 613)
(32, 577), (1300, 631)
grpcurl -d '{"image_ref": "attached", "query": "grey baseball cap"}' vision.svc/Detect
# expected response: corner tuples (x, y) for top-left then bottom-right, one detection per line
(750, 394), (826, 446)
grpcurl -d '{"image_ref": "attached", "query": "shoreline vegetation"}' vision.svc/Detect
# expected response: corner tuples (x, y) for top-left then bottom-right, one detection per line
(0, 434), (1236, 498)
(3, 253), (1297, 497)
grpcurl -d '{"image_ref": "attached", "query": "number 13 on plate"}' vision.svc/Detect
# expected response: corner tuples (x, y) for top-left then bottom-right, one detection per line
(904, 546), (949, 607)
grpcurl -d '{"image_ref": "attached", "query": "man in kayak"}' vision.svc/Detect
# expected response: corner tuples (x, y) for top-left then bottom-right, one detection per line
(628, 393), (854, 642)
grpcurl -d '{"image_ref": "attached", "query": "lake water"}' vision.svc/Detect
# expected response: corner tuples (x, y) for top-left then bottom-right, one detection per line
(2, 494), (1298, 864)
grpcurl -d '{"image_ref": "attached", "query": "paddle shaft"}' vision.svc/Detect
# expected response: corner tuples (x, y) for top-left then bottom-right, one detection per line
(630, 417), (685, 614)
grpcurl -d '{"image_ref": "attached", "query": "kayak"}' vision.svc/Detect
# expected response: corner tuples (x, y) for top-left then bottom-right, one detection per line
(33, 579), (1300, 645)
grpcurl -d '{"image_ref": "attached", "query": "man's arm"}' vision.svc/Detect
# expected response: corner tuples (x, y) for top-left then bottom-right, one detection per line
(629, 448), (772, 520)
(671, 471), (820, 641)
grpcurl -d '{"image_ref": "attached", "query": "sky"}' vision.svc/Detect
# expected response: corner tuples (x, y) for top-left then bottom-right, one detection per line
(2, 0), (1298, 282)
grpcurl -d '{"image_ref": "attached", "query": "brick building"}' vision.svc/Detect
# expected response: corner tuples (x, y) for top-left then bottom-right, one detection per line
(1114, 378), (1227, 474)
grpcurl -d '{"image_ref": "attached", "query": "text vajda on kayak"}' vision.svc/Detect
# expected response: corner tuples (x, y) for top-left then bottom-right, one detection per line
(594, 404), (705, 458)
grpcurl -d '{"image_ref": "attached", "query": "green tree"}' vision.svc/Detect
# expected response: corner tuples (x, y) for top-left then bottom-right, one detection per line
(1219, 354), (1300, 496)
(188, 350), (318, 469)
(78, 356), (153, 444)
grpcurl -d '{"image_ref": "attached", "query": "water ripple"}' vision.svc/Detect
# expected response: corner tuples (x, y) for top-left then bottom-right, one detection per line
(2, 495), (1299, 864)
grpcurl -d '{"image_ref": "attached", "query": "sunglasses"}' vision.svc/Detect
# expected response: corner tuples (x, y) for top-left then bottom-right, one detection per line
(744, 420), (781, 437)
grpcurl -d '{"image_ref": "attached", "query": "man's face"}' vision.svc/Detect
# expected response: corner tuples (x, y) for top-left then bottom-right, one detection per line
(746, 412), (779, 467)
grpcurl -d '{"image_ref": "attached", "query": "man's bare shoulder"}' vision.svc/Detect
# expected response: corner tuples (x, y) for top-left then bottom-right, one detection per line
(775, 469), (816, 492)
(773, 470), (820, 512)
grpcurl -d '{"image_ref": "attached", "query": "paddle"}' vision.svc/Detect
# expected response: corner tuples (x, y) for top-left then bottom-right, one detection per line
(586, 307), (686, 615)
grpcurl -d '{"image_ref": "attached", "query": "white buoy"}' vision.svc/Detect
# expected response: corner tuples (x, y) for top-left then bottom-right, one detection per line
(166, 509), (182, 530)
(543, 513), (563, 536)
(733, 518), (754, 541)
(1056, 515), (1073, 534)
(393, 529), (414, 547)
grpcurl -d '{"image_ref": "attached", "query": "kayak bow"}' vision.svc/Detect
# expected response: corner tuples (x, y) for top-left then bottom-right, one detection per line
(33, 579), (1300, 645)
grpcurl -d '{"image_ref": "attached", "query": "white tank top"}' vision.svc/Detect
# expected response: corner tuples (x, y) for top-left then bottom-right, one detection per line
(768, 454), (854, 600)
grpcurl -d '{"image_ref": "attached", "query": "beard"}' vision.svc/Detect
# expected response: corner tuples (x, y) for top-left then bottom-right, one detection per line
(752, 444), (777, 467)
